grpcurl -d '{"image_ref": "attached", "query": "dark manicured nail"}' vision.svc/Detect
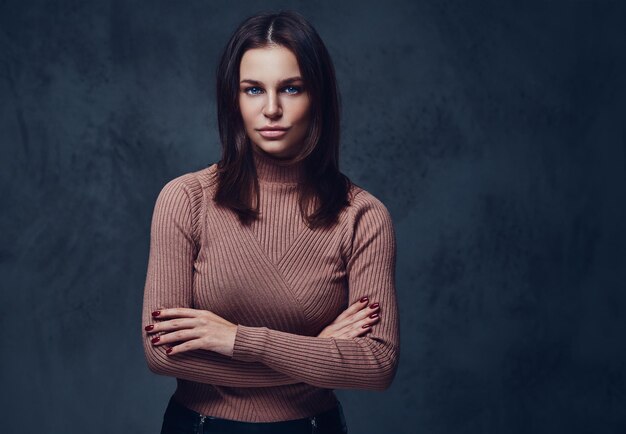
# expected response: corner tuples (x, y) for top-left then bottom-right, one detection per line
(145, 325), (154, 331)
(362, 324), (371, 329)
(151, 336), (160, 343)
(166, 348), (172, 354)
(369, 313), (379, 319)
(152, 311), (160, 317)
(360, 296), (369, 303)
(369, 303), (379, 309)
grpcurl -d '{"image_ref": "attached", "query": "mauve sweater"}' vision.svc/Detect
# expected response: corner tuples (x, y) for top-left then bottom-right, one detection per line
(141, 149), (400, 422)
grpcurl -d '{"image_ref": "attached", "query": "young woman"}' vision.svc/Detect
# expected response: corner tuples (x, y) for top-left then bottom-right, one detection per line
(142, 10), (400, 434)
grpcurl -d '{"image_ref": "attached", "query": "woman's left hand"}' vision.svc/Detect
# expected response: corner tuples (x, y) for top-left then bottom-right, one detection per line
(145, 308), (238, 358)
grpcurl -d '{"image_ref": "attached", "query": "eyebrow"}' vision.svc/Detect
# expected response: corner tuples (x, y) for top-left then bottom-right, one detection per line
(239, 76), (304, 85)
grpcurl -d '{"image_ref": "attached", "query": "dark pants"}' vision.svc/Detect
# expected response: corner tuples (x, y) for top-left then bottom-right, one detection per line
(160, 395), (348, 434)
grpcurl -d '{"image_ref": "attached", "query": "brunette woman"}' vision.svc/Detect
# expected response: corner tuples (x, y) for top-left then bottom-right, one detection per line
(142, 9), (399, 434)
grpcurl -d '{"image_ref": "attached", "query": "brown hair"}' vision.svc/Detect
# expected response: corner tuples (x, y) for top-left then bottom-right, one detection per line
(212, 9), (352, 229)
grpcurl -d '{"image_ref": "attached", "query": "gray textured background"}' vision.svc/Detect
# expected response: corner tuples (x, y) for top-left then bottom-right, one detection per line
(1, 1), (625, 433)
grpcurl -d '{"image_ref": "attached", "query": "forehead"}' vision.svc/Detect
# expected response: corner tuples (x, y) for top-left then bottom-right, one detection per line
(239, 46), (302, 82)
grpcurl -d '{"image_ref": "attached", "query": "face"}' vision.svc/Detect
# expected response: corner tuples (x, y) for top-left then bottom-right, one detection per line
(238, 45), (311, 160)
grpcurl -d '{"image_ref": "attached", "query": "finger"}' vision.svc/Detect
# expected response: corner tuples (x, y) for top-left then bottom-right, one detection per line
(355, 315), (380, 333)
(150, 327), (199, 346)
(145, 318), (196, 334)
(352, 324), (374, 338)
(333, 296), (371, 322)
(151, 307), (199, 319)
(333, 311), (379, 337)
(165, 338), (203, 356)
(339, 314), (380, 337)
(332, 304), (379, 332)
(337, 323), (373, 339)
(349, 302), (380, 322)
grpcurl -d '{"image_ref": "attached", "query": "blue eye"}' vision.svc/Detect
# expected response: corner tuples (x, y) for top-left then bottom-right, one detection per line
(244, 87), (263, 95)
(284, 86), (301, 94)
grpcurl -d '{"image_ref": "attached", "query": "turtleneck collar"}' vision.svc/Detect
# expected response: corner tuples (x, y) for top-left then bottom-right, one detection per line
(252, 148), (306, 184)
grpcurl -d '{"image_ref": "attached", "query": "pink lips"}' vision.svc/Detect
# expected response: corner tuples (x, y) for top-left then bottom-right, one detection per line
(258, 129), (288, 139)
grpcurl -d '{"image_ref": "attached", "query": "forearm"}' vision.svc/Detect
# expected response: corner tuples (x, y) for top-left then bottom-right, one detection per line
(231, 323), (399, 390)
(142, 318), (301, 387)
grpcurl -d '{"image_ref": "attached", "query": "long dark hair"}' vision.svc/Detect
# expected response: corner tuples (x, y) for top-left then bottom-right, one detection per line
(212, 10), (352, 229)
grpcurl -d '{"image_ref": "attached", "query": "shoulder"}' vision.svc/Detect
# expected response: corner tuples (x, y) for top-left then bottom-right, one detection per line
(152, 165), (215, 233)
(156, 164), (216, 206)
(340, 182), (396, 258)
(152, 165), (216, 245)
(346, 183), (394, 226)
(341, 183), (396, 263)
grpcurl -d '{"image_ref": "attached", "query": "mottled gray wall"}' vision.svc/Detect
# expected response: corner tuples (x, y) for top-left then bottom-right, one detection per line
(1, 1), (625, 433)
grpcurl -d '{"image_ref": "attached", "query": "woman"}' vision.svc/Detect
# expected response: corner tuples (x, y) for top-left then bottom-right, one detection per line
(142, 10), (400, 434)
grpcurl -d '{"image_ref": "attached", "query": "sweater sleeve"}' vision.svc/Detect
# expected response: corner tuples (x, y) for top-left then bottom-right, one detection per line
(231, 191), (400, 391)
(141, 175), (301, 387)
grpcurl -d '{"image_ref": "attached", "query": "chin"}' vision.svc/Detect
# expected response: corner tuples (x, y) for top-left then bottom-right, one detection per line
(254, 142), (294, 158)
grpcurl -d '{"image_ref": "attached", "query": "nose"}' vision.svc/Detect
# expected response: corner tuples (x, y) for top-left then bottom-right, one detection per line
(262, 91), (282, 118)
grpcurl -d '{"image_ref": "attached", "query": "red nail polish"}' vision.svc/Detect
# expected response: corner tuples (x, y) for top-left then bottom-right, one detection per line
(362, 324), (371, 328)
(360, 296), (369, 303)
(151, 336), (160, 344)
(145, 325), (154, 331)
(369, 303), (379, 309)
(152, 310), (160, 317)
(369, 313), (379, 319)
(166, 348), (172, 354)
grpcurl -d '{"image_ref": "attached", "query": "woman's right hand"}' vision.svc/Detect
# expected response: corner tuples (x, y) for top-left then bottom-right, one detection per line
(317, 297), (380, 338)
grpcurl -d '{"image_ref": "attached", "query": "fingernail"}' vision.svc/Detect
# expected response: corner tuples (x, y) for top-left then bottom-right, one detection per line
(152, 310), (160, 317)
(369, 303), (379, 309)
(151, 336), (160, 344)
(360, 296), (369, 303)
(362, 324), (371, 329)
(166, 348), (172, 354)
(145, 325), (154, 331)
(369, 313), (379, 319)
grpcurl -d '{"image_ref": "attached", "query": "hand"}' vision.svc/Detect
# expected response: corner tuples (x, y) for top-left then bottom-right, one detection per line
(317, 297), (380, 339)
(145, 308), (238, 358)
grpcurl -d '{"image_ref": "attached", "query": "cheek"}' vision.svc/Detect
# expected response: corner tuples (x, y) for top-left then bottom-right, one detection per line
(290, 100), (312, 125)
(238, 102), (256, 128)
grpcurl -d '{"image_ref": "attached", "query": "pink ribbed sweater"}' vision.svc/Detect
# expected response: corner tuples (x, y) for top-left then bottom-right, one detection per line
(141, 150), (400, 422)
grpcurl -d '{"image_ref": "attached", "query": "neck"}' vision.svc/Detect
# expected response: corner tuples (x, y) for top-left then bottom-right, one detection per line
(252, 147), (305, 184)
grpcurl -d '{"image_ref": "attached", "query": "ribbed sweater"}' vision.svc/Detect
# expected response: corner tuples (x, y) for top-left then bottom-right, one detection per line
(141, 149), (400, 422)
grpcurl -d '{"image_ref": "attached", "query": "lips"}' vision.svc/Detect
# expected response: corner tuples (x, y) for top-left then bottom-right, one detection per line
(258, 129), (288, 139)
(257, 125), (290, 139)
(258, 126), (289, 131)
